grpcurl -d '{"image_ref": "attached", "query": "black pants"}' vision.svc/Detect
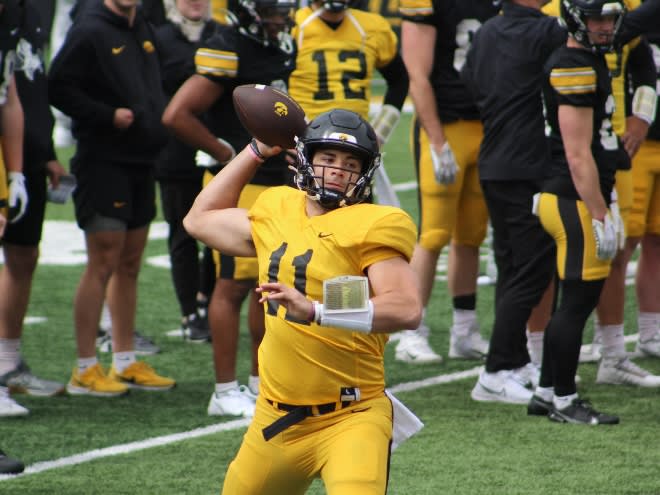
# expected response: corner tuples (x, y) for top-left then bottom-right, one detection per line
(481, 180), (556, 372)
(159, 178), (213, 317)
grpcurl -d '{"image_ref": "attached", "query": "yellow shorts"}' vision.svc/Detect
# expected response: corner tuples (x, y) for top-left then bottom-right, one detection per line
(0, 138), (8, 219)
(411, 118), (488, 251)
(628, 140), (660, 237)
(222, 394), (392, 495)
(203, 172), (267, 280)
(538, 192), (612, 281)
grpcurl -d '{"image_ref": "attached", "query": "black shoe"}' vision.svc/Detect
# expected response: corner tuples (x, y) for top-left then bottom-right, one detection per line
(527, 395), (553, 416)
(187, 313), (211, 343)
(548, 398), (619, 425)
(0, 449), (25, 475)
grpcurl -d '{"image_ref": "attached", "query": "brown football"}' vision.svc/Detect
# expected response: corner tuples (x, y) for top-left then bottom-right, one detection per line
(232, 84), (307, 149)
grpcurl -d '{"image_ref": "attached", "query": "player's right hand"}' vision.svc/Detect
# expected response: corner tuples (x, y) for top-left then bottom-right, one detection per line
(113, 108), (134, 129)
(591, 213), (617, 261)
(430, 142), (459, 185)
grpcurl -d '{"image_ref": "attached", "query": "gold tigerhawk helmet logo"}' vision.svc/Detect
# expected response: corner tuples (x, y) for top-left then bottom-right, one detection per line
(337, 133), (349, 141)
(274, 102), (289, 117)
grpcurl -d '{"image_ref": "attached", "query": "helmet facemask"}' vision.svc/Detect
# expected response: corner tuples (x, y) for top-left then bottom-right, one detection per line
(237, 0), (295, 48)
(561, 0), (625, 54)
(294, 110), (381, 210)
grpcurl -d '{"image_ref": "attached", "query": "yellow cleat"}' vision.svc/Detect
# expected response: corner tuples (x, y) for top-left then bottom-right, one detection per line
(67, 363), (128, 397)
(109, 362), (175, 391)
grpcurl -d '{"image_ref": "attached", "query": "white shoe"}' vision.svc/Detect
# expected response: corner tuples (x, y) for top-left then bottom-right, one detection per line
(513, 362), (540, 389)
(207, 385), (256, 417)
(471, 370), (533, 404)
(0, 390), (29, 417)
(579, 332), (602, 363)
(389, 321), (430, 342)
(449, 322), (489, 360)
(635, 333), (660, 358)
(394, 330), (443, 364)
(596, 357), (660, 387)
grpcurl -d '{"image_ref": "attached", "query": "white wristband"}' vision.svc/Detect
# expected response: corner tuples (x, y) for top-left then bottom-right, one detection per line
(313, 300), (374, 334)
(632, 85), (657, 125)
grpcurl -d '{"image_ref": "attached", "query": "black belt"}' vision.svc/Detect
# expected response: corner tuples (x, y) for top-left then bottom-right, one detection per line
(262, 400), (352, 441)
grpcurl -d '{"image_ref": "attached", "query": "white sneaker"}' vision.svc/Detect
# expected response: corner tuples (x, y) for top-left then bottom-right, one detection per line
(394, 330), (443, 364)
(389, 321), (430, 342)
(636, 333), (660, 358)
(207, 385), (256, 417)
(596, 357), (660, 387)
(579, 332), (602, 363)
(471, 370), (533, 404)
(0, 390), (29, 417)
(449, 322), (489, 360)
(513, 362), (540, 389)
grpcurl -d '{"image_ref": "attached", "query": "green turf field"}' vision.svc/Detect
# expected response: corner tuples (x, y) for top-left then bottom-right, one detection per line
(1, 113), (659, 494)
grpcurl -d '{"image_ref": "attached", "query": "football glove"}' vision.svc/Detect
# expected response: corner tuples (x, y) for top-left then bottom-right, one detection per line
(371, 104), (401, 145)
(591, 213), (617, 261)
(609, 190), (625, 250)
(430, 142), (459, 185)
(8, 171), (28, 223)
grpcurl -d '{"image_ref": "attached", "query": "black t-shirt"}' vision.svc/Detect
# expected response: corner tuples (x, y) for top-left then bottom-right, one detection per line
(400, 0), (499, 122)
(542, 47), (621, 201)
(462, 3), (568, 181)
(195, 26), (296, 186)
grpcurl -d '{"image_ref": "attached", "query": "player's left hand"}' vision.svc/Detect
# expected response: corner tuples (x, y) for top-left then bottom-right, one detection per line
(256, 282), (313, 322)
(8, 171), (28, 223)
(430, 142), (459, 185)
(622, 116), (649, 158)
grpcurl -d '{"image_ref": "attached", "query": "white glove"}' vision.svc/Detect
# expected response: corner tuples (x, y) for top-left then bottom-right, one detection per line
(195, 138), (237, 168)
(430, 142), (459, 185)
(609, 190), (625, 250)
(8, 171), (28, 223)
(591, 213), (617, 261)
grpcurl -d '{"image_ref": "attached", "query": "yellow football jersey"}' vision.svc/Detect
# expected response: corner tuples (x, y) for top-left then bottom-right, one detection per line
(248, 186), (416, 405)
(290, 7), (398, 120)
(543, 0), (641, 136)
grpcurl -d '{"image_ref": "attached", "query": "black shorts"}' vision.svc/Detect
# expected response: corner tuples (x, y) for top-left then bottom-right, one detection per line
(72, 160), (156, 231)
(3, 161), (47, 247)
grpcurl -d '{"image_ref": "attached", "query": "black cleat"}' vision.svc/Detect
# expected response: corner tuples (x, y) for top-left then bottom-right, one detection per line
(187, 313), (211, 343)
(548, 398), (619, 425)
(0, 449), (25, 475)
(527, 395), (553, 416)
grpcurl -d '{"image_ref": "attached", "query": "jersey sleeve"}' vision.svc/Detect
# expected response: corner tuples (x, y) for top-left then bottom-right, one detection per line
(548, 52), (598, 108)
(194, 32), (238, 84)
(372, 16), (399, 68)
(399, 0), (436, 25)
(357, 209), (417, 272)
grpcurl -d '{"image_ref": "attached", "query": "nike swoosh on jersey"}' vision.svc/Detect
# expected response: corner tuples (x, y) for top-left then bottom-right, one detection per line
(112, 45), (126, 55)
(318, 232), (333, 238)
(113, 201), (127, 208)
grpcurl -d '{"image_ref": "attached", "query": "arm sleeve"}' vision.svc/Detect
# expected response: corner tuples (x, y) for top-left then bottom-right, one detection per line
(379, 53), (409, 110)
(47, 27), (116, 127)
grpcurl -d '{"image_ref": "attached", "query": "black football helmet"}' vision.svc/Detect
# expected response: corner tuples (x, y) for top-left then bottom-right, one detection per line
(234, 0), (296, 47)
(294, 109), (381, 210)
(560, 0), (625, 53)
(320, 0), (350, 13)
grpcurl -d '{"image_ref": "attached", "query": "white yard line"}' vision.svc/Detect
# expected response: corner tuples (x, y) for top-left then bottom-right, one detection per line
(0, 366), (482, 481)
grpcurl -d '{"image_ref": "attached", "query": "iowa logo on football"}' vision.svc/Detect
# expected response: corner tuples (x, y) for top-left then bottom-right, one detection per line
(273, 101), (288, 117)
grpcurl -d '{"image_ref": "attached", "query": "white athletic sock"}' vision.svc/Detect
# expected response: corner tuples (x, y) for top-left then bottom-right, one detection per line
(638, 312), (660, 342)
(553, 393), (578, 411)
(0, 338), (21, 376)
(112, 351), (136, 373)
(100, 302), (112, 332)
(77, 356), (98, 373)
(599, 324), (626, 359)
(526, 329), (544, 367)
(452, 309), (476, 338)
(534, 386), (554, 403)
(215, 380), (239, 395)
(248, 375), (260, 396)
(592, 316), (602, 344)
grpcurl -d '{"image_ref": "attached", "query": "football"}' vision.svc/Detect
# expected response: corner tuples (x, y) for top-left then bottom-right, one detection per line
(232, 84), (307, 149)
